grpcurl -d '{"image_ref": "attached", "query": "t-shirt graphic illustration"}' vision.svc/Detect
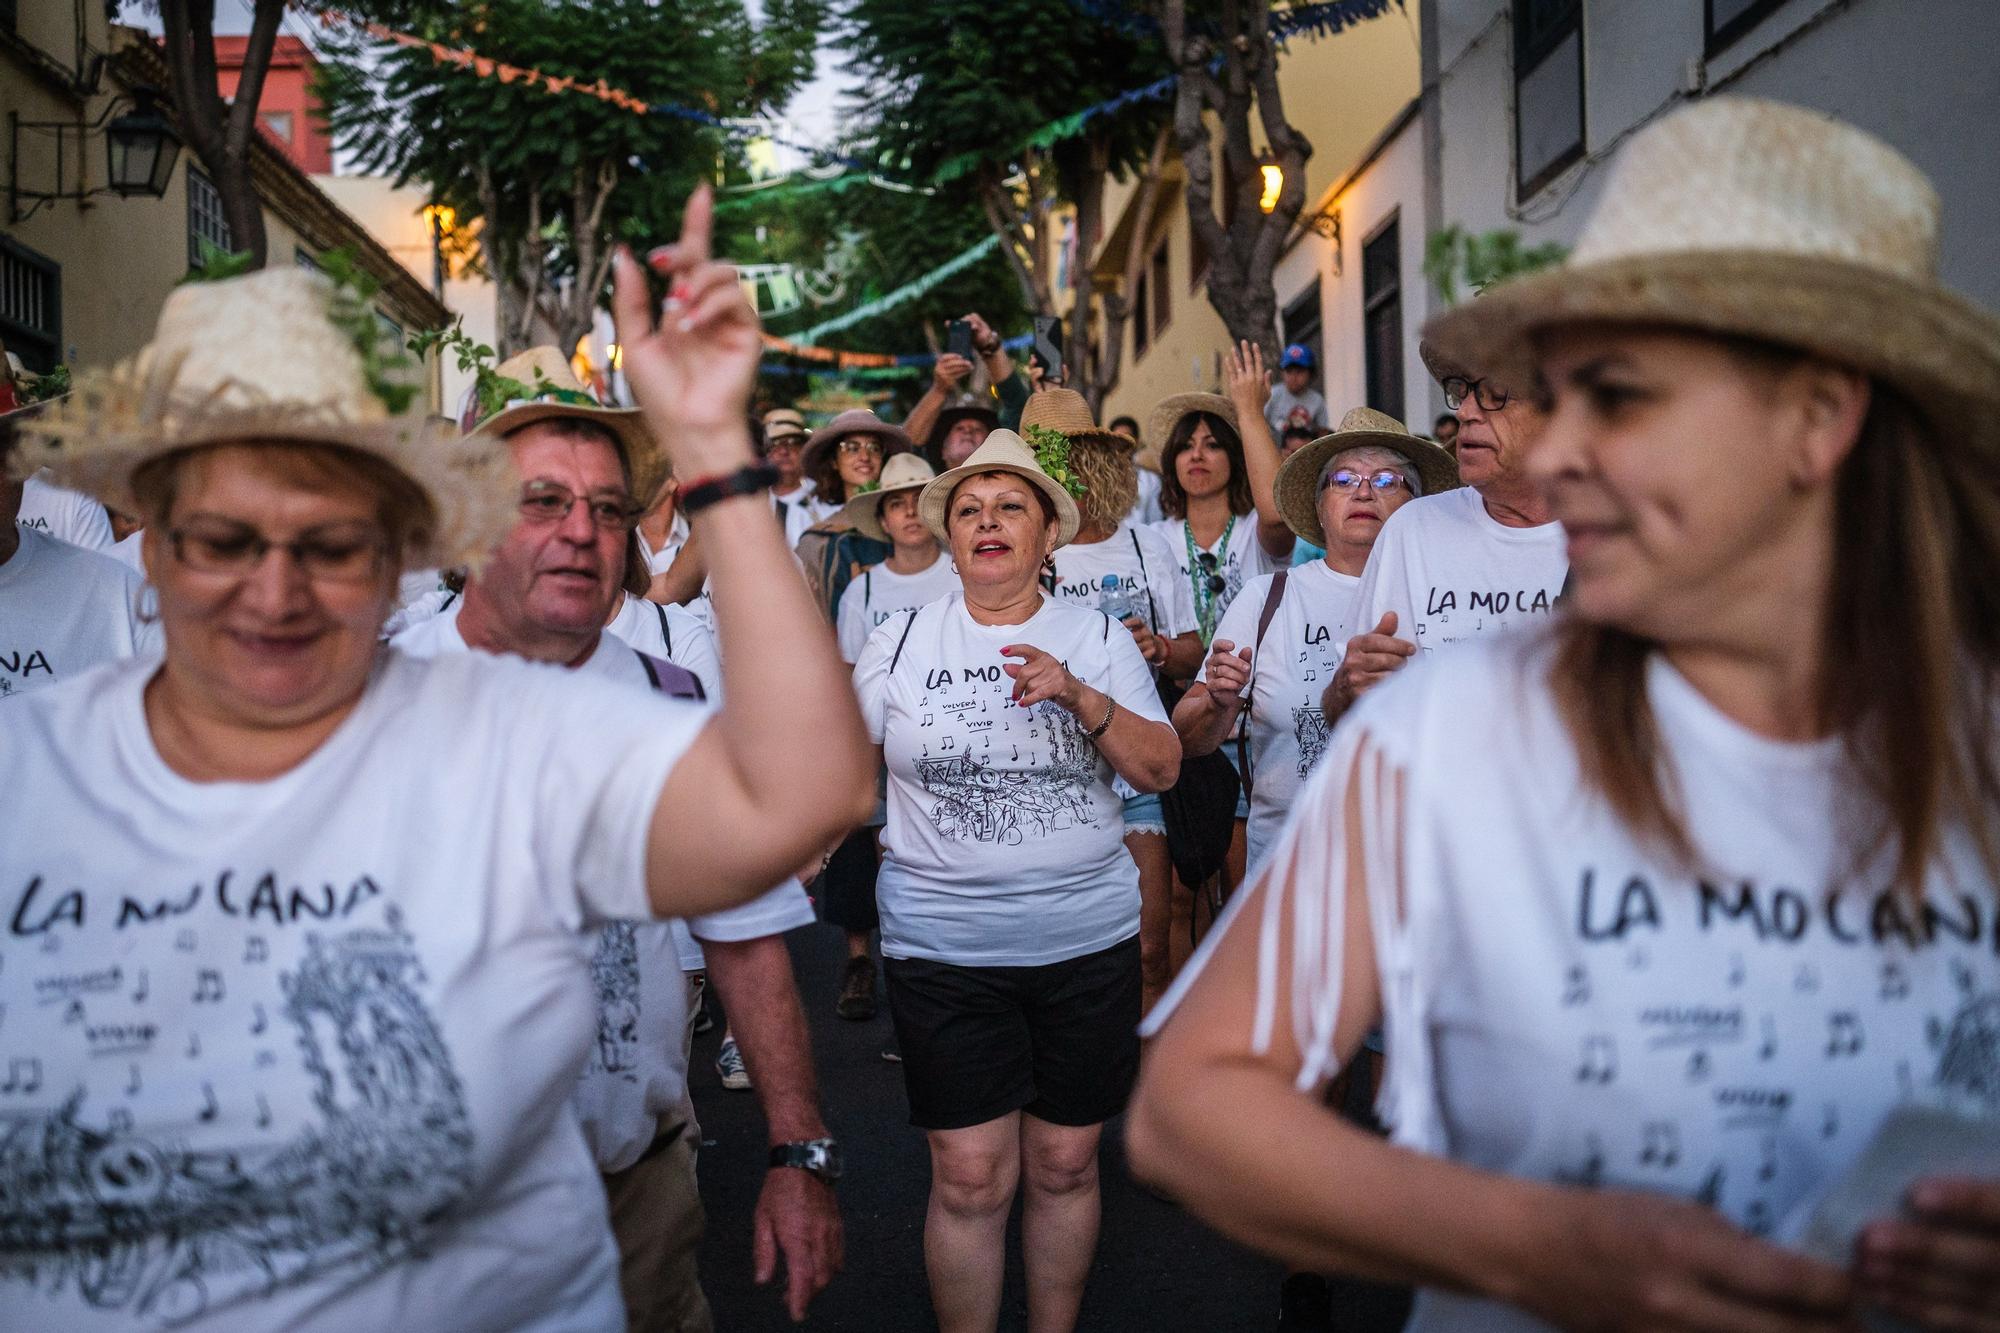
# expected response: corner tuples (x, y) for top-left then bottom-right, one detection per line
(915, 701), (1100, 846)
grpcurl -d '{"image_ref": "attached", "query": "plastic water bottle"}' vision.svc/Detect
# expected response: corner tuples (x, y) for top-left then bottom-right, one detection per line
(1097, 573), (1135, 624)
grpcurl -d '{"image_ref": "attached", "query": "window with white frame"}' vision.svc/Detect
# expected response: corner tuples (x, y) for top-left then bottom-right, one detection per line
(187, 167), (233, 268)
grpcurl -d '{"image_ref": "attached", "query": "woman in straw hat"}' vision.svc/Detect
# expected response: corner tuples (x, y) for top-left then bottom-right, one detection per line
(0, 188), (873, 1331)
(1168, 408), (1455, 874)
(1131, 98), (2000, 1330)
(852, 428), (1179, 1333)
(794, 407), (913, 617)
(1027, 388), (1203, 1011)
(823, 451), (959, 1023)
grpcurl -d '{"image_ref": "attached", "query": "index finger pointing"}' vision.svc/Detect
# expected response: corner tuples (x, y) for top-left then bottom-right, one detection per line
(676, 183), (714, 268)
(1000, 644), (1042, 663)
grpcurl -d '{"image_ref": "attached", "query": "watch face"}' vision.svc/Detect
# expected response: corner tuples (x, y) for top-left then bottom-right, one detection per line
(808, 1139), (843, 1182)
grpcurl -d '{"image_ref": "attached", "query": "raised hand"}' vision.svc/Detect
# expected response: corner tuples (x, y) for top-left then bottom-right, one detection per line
(1854, 1175), (2000, 1329)
(1124, 616), (1168, 669)
(609, 185), (760, 475)
(1226, 339), (1272, 413)
(933, 352), (974, 393)
(1001, 643), (1080, 710)
(1204, 639), (1254, 700)
(1332, 612), (1415, 712)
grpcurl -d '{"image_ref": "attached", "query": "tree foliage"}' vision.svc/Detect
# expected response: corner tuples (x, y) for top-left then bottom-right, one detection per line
(316, 0), (824, 355)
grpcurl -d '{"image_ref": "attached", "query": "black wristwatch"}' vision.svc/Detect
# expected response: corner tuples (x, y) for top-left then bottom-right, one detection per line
(768, 1138), (843, 1185)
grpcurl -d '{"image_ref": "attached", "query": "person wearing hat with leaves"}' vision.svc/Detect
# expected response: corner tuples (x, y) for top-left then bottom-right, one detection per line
(821, 452), (961, 1022)
(1173, 409), (1455, 873)
(1325, 332), (1563, 722)
(1133, 98), (2000, 1331)
(852, 427), (1179, 1333)
(0, 188), (873, 1330)
(391, 345), (840, 1328)
(1263, 342), (1328, 438)
(1028, 389), (1201, 1010)
(795, 408), (913, 618)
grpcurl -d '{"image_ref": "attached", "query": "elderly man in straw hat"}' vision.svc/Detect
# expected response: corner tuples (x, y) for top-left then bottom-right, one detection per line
(0, 397), (157, 699)
(392, 345), (843, 1329)
(1323, 329), (1564, 722)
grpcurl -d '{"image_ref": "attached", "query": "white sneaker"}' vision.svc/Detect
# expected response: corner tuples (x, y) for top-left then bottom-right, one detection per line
(715, 1037), (751, 1091)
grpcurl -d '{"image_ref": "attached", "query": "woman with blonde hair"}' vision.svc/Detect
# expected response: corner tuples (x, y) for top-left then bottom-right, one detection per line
(0, 188), (873, 1330)
(1026, 389), (1202, 1010)
(1133, 98), (2000, 1330)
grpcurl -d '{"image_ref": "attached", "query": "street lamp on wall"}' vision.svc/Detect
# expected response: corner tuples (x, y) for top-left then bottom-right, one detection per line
(8, 87), (182, 223)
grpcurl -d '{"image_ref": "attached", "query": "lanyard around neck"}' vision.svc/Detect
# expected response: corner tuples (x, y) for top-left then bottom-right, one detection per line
(1184, 514), (1233, 645)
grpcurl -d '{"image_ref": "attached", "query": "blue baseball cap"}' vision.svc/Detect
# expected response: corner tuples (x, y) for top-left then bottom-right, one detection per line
(1280, 343), (1315, 369)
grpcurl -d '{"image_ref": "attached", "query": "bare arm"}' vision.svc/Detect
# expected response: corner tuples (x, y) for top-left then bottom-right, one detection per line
(644, 526), (707, 606)
(903, 353), (973, 449)
(963, 312), (1015, 384)
(1226, 341), (1297, 561)
(616, 190), (875, 917)
(1172, 639), (1251, 757)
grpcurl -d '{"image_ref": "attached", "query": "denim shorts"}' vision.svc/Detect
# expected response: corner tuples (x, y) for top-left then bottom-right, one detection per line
(1121, 791), (1166, 837)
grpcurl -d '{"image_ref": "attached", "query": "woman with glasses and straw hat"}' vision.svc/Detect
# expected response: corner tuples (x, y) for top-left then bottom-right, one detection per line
(1133, 98), (2000, 1331)
(0, 188), (873, 1331)
(823, 451), (960, 1022)
(1171, 408), (1455, 874)
(852, 428), (1179, 1333)
(795, 408), (913, 618)
(1026, 388), (1203, 1012)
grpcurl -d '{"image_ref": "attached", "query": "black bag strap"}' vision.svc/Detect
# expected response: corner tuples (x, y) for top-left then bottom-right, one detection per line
(888, 605), (923, 675)
(1128, 528), (1159, 633)
(652, 601), (672, 657)
(437, 588), (459, 614)
(864, 568), (873, 608)
(1235, 571), (1288, 802)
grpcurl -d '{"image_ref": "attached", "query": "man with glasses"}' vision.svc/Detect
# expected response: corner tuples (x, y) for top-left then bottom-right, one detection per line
(1326, 341), (1565, 719)
(762, 407), (819, 546)
(393, 366), (846, 1329)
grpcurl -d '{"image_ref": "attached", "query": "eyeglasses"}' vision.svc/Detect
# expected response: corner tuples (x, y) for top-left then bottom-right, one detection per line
(836, 438), (884, 458)
(1441, 376), (1513, 412)
(168, 517), (389, 584)
(764, 437), (805, 453)
(1321, 468), (1410, 495)
(1195, 551), (1226, 597)
(519, 480), (644, 531)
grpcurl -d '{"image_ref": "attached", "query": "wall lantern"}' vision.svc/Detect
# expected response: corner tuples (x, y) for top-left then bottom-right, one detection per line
(9, 87), (182, 223)
(104, 92), (183, 199)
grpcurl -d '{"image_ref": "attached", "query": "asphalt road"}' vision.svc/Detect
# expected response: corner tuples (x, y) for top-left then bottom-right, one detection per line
(689, 922), (1413, 1332)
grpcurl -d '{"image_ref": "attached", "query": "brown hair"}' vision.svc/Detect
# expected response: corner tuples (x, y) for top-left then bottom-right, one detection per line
(131, 440), (436, 566)
(1159, 410), (1252, 520)
(1071, 437), (1138, 533)
(1551, 356), (2000, 895)
(506, 416), (632, 492)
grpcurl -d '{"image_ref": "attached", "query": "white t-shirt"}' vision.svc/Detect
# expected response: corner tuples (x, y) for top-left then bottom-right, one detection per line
(605, 594), (722, 698)
(1149, 514), (1280, 635)
(1123, 468), (1165, 528)
(1263, 385), (1328, 436)
(836, 553), (961, 663)
(1198, 560), (1360, 867)
(0, 648), (710, 1330)
(637, 515), (691, 578)
(0, 526), (158, 700)
(109, 529), (146, 574)
(1155, 635), (2000, 1332)
(853, 592), (1169, 966)
(17, 471), (115, 549)
(1347, 486), (1566, 655)
(1050, 522), (1198, 641)
(392, 605), (812, 1174)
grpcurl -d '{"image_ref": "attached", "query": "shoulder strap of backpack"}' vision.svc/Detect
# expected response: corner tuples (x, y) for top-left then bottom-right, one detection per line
(888, 605), (922, 675)
(652, 601), (672, 657)
(634, 649), (706, 702)
(1128, 528), (1158, 633)
(437, 588), (459, 614)
(1236, 571), (1288, 800)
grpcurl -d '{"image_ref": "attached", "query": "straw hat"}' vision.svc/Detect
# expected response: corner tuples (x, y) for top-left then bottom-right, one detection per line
(1417, 338), (1471, 386)
(1020, 388), (1132, 451)
(801, 408), (912, 478)
(1423, 97), (2000, 456)
(474, 346), (665, 505)
(13, 267), (512, 568)
(918, 429), (1081, 548)
(1275, 408), (1460, 548)
(1147, 392), (1238, 458)
(762, 407), (809, 445)
(839, 452), (939, 541)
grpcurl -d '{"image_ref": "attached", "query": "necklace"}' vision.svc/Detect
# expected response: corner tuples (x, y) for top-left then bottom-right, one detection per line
(1184, 514), (1234, 645)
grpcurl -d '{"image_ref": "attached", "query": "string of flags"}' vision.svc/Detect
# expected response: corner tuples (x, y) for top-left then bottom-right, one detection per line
(793, 236), (1002, 344)
(760, 331), (1033, 373)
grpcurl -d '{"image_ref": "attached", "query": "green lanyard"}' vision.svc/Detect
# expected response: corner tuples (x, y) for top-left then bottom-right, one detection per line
(1184, 515), (1234, 645)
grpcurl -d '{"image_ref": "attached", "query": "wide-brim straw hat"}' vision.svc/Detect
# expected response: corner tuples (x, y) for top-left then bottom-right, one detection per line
(1020, 388), (1132, 452)
(1417, 337), (1470, 386)
(802, 408), (912, 477)
(1147, 392), (1238, 456)
(918, 428), (1081, 548)
(1423, 97), (2000, 458)
(762, 407), (809, 445)
(13, 267), (512, 568)
(839, 452), (939, 541)
(1276, 407), (1461, 548)
(474, 346), (665, 505)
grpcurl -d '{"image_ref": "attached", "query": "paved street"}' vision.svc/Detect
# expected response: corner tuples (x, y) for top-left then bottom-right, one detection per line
(690, 923), (1308, 1331)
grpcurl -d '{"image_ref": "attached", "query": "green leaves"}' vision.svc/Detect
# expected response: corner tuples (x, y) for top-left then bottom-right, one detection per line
(319, 248), (425, 415)
(1424, 225), (1570, 306)
(180, 240), (258, 284)
(1023, 424), (1088, 500)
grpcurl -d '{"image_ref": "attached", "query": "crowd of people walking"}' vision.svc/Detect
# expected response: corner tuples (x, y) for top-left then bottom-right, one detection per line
(1, 96), (1995, 1333)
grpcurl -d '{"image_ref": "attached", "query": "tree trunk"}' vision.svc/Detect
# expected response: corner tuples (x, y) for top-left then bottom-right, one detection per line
(1065, 136), (1109, 398)
(159, 0), (281, 267)
(978, 164), (1055, 317)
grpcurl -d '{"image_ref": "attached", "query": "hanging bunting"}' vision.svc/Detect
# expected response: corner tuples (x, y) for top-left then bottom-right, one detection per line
(792, 236), (1002, 344)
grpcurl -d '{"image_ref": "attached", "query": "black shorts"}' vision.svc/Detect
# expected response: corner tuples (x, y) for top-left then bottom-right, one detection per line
(813, 827), (879, 933)
(883, 936), (1141, 1131)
